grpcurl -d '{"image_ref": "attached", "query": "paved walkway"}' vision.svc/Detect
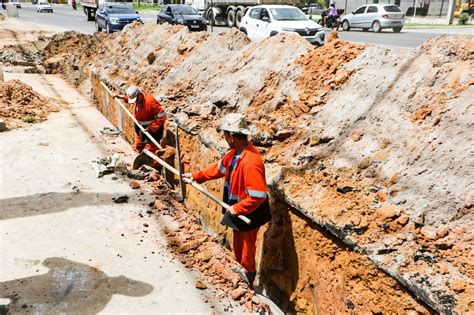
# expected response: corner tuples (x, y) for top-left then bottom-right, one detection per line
(404, 26), (474, 35)
(0, 73), (243, 313)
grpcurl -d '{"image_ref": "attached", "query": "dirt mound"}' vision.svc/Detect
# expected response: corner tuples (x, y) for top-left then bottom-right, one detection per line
(296, 31), (364, 107)
(37, 24), (473, 313)
(0, 80), (60, 129)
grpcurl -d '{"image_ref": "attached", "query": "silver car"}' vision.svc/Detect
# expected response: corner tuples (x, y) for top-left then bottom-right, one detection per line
(341, 4), (405, 33)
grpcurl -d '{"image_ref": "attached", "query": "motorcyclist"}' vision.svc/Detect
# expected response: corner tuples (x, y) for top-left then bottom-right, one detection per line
(325, 3), (337, 26)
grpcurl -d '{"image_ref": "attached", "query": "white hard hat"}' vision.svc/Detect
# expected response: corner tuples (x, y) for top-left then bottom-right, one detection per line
(126, 85), (140, 104)
(217, 113), (253, 135)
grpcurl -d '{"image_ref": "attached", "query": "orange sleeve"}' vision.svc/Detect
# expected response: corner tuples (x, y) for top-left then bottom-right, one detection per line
(192, 162), (225, 184)
(233, 162), (267, 215)
(192, 151), (233, 184)
(147, 96), (167, 132)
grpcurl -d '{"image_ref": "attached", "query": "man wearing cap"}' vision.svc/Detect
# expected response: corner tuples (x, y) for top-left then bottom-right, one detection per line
(183, 113), (271, 286)
(114, 86), (166, 156)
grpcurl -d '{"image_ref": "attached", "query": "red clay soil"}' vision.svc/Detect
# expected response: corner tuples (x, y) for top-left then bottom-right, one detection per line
(295, 30), (365, 108)
(0, 79), (60, 130)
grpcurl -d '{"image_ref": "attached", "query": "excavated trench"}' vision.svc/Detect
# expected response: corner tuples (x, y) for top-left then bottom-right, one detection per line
(91, 73), (432, 314)
(3, 20), (472, 313)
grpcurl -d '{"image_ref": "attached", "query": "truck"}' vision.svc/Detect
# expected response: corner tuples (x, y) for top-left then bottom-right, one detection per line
(187, 0), (301, 28)
(454, 0), (474, 17)
(81, 0), (132, 21)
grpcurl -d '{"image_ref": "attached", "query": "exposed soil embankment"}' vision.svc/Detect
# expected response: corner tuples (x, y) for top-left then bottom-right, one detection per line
(34, 23), (473, 313)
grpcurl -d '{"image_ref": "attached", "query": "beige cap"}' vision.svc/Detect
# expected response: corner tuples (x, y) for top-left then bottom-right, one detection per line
(217, 113), (253, 135)
(126, 85), (140, 104)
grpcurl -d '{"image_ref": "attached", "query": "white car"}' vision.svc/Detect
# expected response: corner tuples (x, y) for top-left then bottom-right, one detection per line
(341, 4), (405, 33)
(239, 5), (325, 46)
(9, 0), (21, 8)
(37, 1), (53, 13)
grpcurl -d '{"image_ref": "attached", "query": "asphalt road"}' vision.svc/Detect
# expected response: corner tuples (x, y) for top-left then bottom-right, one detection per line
(8, 3), (158, 34)
(7, 4), (470, 50)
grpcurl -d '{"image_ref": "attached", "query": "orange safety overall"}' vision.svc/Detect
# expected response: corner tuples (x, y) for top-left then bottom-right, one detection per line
(192, 144), (268, 272)
(124, 90), (167, 154)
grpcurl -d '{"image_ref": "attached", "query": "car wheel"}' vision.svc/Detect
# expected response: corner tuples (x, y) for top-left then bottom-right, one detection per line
(269, 30), (278, 37)
(106, 22), (112, 34)
(362, 28), (369, 31)
(95, 20), (102, 31)
(342, 20), (350, 31)
(239, 27), (247, 35)
(372, 20), (382, 33)
(393, 26), (402, 33)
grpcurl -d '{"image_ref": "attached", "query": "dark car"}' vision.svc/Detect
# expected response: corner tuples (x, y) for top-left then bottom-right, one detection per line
(157, 4), (207, 32)
(95, 3), (142, 33)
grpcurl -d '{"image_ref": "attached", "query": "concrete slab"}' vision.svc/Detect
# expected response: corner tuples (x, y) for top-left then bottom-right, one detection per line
(0, 73), (243, 313)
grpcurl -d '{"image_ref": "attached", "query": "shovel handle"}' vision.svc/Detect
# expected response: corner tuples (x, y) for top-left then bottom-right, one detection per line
(100, 81), (164, 151)
(144, 150), (251, 225)
(100, 82), (250, 226)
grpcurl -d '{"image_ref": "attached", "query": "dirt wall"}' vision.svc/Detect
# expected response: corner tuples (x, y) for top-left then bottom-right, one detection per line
(261, 198), (430, 314)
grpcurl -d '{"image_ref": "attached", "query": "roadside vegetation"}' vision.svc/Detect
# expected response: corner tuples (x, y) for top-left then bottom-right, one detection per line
(133, 4), (162, 11)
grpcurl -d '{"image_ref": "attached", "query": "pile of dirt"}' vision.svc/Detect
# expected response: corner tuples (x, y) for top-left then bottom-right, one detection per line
(29, 24), (473, 313)
(296, 30), (364, 108)
(0, 79), (60, 129)
(41, 31), (108, 91)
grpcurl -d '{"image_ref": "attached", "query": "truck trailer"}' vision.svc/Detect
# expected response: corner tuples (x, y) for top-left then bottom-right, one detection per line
(188, 0), (301, 28)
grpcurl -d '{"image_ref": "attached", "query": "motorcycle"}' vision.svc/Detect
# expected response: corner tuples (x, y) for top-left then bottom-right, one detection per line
(326, 15), (341, 30)
(318, 8), (344, 30)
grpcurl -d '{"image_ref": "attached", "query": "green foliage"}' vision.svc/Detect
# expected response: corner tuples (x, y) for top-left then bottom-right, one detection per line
(23, 115), (38, 123)
(132, 4), (162, 11)
(458, 13), (470, 25)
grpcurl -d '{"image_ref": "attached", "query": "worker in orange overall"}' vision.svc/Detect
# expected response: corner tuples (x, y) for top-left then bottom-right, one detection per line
(114, 85), (167, 156)
(183, 113), (271, 287)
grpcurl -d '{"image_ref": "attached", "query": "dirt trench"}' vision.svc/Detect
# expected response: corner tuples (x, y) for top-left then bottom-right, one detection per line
(5, 19), (472, 313)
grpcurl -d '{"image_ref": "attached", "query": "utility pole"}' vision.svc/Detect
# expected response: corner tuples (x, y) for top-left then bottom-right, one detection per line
(446, 0), (456, 24)
(413, 0), (417, 19)
(210, 0), (213, 32)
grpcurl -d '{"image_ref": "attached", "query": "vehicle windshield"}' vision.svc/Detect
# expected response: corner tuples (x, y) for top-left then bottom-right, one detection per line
(384, 5), (402, 12)
(108, 6), (134, 14)
(173, 6), (198, 15)
(39, 2), (49, 4)
(269, 8), (308, 21)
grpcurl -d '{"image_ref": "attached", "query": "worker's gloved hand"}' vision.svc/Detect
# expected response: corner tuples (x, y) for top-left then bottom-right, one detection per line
(182, 173), (193, 184)
(227, 206), (237, 217)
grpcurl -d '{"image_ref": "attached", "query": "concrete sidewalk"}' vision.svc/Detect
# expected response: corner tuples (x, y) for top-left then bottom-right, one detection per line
(403, 26), (474, 35)
(0, 73), (243, 313)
